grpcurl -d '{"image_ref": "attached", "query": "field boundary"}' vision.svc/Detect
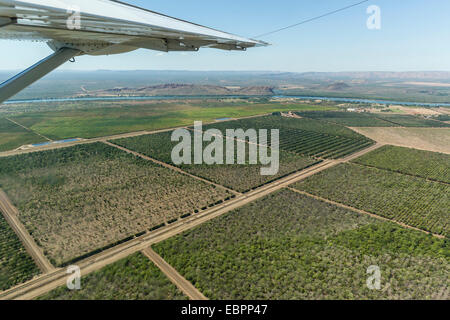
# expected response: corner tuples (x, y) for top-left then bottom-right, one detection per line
(287, 188), (445, 239)
(6, 118), (52, 142)
(337, 142), (385, 162)
(142, 247), (207, 300)
(350, 161), (450, 185)
(0, 190), (55, 273)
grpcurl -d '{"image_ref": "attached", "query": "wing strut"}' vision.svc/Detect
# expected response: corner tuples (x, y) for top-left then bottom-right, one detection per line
(0, 48), (81, 104)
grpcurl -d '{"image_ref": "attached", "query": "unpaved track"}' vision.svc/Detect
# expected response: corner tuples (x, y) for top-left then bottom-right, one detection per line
(142, 248), (207, 300)
(288, 188), (445, 239)
(338, 142), (385, 162)
(0, 190), (55, 273)
(104, 141), (240, 195)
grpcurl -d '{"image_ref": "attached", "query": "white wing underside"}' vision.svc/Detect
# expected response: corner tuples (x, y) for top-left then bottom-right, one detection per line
(0, 0), (268, 55)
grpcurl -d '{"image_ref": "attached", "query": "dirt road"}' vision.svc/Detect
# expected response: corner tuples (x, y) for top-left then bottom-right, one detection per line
(0, 190), (55, 273)
(142, 247), (207, 300)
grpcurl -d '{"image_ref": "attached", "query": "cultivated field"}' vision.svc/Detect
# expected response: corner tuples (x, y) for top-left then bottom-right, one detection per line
(296, 111), (395, 127)
(38, 252), (187, 300)
(293, 163), (449, 237)
(350, 127), (450, 154)
(0, 214), (40, 291)
(352, 145), (450, 183)
(0, 142), (231, 266)
(202, 115), (374, 159)
(297, 111), (450, 127)
(113, 129), (319, 193)
(154, 190), (449, 300)
(375, 113), (450, 127)
(0, 118), (45, 152)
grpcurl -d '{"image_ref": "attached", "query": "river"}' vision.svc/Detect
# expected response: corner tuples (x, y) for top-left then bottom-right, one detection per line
(3, 95), (450, 107)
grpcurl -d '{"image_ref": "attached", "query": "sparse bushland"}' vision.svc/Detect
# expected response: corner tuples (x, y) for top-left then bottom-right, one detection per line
(352, 145), (450, 183)
(293, 163), (449, 237)
(0, 214), (40, 291)
(38, 252), (187, 300)
(154, 190), (449, 300)
(0, 143), (231, 266)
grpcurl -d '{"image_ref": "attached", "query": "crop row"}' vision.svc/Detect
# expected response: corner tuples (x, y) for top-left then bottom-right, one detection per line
(296, 111), (396, 127)
(352, 145), (450, 183)
(296, 111), (450, 128)
(113, 130), (319, 193)
(203, 115), (369, 139)
(277, 128), (374, 159)
(293, 163), (449, 237)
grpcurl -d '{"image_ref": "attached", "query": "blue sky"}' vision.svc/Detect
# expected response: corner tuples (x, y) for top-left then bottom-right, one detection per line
(1, 0), (449, 72)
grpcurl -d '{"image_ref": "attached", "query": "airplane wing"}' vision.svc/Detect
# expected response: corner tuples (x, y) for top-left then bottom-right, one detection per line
(0, 0), (268, 103)
(0, 0), (268, 55)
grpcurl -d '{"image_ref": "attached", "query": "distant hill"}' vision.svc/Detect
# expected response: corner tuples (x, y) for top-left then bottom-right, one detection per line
(326, 82), (351, 90)
(82, 84), (274, 97)
(297, 71), (450, 80)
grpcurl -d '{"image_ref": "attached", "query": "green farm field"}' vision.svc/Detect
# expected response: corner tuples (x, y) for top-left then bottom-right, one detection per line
(38, 252), (187, 300)
(154, 189), (449, 300)
(352, 145), (450, 183)
(0, 142), (231, 266)
(0, 118), (46, 152)
(293, 163), (449, 237)
(0, 214), (40, 291)
(4, 100), (337, 143)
